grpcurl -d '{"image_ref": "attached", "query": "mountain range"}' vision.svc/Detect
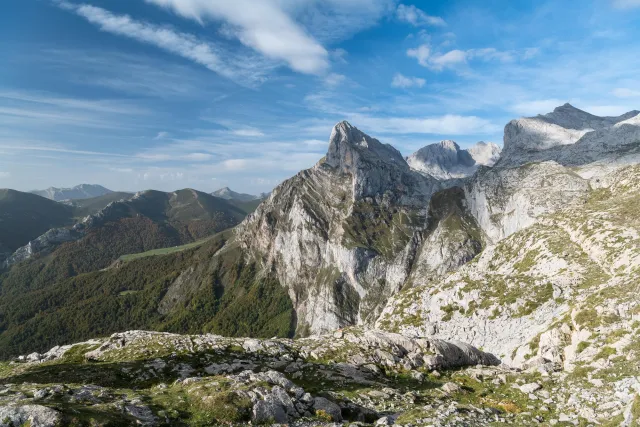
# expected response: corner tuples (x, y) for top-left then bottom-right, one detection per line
(31, 184), (113, 201)
(1, 103), (640, 425)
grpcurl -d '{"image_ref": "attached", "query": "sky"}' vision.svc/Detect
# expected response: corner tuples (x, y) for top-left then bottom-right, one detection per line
(1, 0), (640, 194)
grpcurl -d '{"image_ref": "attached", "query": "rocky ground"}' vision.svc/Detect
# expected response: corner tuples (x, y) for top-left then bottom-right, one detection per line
(0, 328), (603, 426)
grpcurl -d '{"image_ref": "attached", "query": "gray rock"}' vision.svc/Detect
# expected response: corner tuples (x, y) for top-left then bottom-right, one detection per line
(520, 383), (542, 394)
(313, 397), (343, 422)
(0, 405), (61, 427)
(252, 396), (287, 424)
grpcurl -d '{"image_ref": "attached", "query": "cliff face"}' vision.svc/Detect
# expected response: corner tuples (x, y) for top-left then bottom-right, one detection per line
(235, 121), (464, 334)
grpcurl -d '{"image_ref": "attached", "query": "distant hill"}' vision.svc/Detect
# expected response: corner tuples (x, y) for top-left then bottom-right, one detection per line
(66, 191), (135, 218)
(212, 187), (260, 202)
(0, 188), (247, 289)
(31, 184), (113, 201)
(0, 189), (75, 256)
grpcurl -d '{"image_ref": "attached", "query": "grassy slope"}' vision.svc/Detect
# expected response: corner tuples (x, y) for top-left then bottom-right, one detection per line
(0, 232), (294, 358)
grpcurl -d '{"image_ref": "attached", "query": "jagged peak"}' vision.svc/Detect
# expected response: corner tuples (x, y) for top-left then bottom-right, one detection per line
(325, 121), (406, 170)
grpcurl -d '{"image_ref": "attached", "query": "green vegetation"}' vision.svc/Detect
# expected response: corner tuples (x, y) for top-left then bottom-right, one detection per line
(576, 341), (590, 353)
(342, 201), (420, 260)
(0, 189), (75, 252)
(70, 191), (134, 218)
(0, 232), (294, 358)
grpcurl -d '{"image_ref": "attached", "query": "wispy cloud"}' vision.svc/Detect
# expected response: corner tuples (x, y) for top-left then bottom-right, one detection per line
(391, 73), (426, 88)
(324, 73), (346, 87)
(407, 44), (537, 71)
(0, 172), (10, 178)
(348, 114), (500, 135)
(154, 131), (169, 140)
(612, 88), (640, 98)
(396, 4), (446, 27)
(56, 2), (273, 85)
(231, 128), (265, 137)
(143, 0), (329, 74)
(612, 0), (640, 8)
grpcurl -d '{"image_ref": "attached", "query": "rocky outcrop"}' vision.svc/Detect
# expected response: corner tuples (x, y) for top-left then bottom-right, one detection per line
(407, 140), (501, 180)
(464, 160), (590, 243)
(2, 226), (84, 268)
(0, 405), (61, 427)
(500, 103), (640, 167)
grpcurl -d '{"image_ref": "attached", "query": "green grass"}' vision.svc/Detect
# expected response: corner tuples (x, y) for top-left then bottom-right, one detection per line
(118, 235), (218, 262)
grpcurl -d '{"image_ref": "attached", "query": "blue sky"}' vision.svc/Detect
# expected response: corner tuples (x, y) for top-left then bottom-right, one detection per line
(1, 0), (640, 194)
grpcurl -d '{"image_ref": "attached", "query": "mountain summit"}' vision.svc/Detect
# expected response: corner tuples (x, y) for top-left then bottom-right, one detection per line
(212, 187), (260, 202)
(500, 103), (640, 167)
(407, 140), (501, 180)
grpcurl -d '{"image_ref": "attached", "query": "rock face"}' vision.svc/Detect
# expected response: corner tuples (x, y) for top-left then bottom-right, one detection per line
(500, 103), (640, 167)
(31, 184), (113, 201)
(235, 121), (476, 335)
(0, 405), (61, 427)
(407, 140), (501, 180)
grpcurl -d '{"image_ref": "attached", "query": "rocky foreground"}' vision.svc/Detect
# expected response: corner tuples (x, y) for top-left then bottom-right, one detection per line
(0, 328), (605, 426)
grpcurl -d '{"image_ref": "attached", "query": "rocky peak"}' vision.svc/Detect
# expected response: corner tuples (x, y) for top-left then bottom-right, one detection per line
(407, 140), (501, 180)
(322, 121), (430, 202)
(325, 121), (407, 172)
(500, 104), (640, 167)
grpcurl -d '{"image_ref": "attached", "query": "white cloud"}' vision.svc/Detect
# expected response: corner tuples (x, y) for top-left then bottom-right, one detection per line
(612, 88), (640, 98)
(406, 44), (431, 67)
(324, 73), (346, 87)
(331, 48), (348, 64)
(391, 73), (426, 88)
(429, 49), (467, 70)
(232, 128), (265, 137)
(183, 152), (213, 161)
(57, 2), (272, 85)
(408, 45), (537, 71)
(143, 0), (329, 74)
(510, 99), (567, 116)
(349, 114), (500, 135)
(396, 4), (446, 27)
(612, 0), (640, 8)
(154, 131), (169, 139)
(0, 172), (9, 178)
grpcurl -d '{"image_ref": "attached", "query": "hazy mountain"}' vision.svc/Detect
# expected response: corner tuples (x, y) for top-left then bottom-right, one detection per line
(212, 187), (260, 202)
(64, 191), (135, 217)
(31, 184), (113, 201)
(0, 189), (75, 258)
(407, 140), (501, 180)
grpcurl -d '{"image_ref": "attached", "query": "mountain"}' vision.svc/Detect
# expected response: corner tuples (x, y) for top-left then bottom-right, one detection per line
(0, 189), (75, 261)
(407, 140), (501, 179)
(64, 191), (135, 217)
(0, 189), (247, 298)
(499, 103), (640, 167)
(212, 187), (260, 202)
(31, 184), (113, 201)
(1, 106), (640, 425)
